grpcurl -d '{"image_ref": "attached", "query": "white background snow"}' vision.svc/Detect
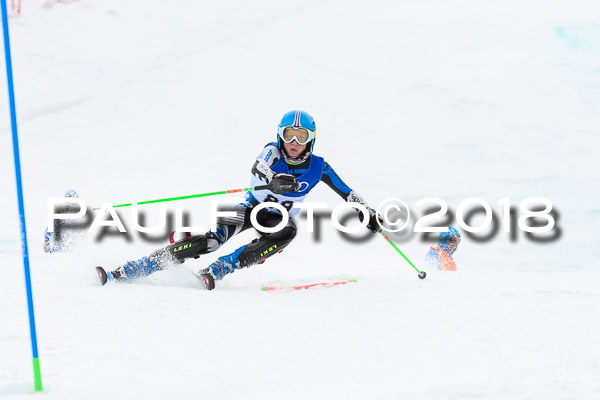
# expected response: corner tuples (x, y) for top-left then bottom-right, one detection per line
(1, 0), (599, 399)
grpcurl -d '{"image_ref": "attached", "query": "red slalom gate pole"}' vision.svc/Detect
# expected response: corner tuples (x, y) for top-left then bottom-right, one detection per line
(261, 279), (357, 292)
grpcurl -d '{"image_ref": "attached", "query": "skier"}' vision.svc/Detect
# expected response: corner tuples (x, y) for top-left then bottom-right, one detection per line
(425, 226), (461, 271)
(96, 110), (380, 290)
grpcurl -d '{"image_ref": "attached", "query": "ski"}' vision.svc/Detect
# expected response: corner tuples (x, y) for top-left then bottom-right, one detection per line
(96, 266), (108, 286)
(193, 270), (215, 290)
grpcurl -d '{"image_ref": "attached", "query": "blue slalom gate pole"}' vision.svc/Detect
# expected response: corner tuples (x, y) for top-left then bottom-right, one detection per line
(1, 1), (43, 391)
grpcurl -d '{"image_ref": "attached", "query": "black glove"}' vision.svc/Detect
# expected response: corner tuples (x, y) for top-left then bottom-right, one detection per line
(359, 208), (382, 233)
(269, 173), (299, 194)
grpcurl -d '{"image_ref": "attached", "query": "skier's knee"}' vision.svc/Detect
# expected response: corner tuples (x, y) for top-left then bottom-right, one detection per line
(168, 234), (208, 262)
(279, 225), (297, 243)
(168, 223), (229, 263)
(234, 223), (295, 267)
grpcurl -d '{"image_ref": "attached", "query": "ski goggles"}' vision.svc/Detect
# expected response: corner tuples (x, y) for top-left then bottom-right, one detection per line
(278, 126), (315, 145)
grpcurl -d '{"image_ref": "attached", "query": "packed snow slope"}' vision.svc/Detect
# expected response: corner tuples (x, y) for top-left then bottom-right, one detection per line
(1, 1), (599, 399)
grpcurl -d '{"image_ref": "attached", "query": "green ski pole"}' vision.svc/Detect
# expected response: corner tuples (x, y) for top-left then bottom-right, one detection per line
(379, 230), (426, 279)
(93, 184), (270, 211)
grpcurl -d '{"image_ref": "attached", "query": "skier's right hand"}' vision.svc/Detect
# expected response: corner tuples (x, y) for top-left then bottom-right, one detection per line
(359, 208), (383, 233)
(269, 173), (299, 194)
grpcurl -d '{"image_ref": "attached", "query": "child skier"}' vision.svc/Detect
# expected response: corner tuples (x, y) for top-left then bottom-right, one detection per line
(96, 110), (380, 290)
(425, 227), (461, 271)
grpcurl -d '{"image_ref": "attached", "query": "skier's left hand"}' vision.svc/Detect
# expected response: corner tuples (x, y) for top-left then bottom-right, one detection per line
(359, 208), (382, 233)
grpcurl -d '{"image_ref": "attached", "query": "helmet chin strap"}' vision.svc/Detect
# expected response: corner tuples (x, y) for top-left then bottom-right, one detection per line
(282, 146), (309, 165)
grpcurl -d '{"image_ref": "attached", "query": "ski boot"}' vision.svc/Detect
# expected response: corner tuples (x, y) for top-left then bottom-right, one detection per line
(196, 245), (247, 290)
(95, 265), (130, 285)
(96, 249), (173, 285)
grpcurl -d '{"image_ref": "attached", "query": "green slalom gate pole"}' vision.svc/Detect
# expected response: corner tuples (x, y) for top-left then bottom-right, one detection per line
(2, 0), (43, 391)
(379, 230), (427, 279)
(93, 184), (271, 210)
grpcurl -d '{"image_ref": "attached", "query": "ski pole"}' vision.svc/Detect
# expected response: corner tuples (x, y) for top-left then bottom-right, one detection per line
(92, 184), (270, 211)
(379, 230), (427, 279)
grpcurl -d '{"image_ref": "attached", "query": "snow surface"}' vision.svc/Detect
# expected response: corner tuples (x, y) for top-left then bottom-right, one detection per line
(1, 0), (600, 399)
